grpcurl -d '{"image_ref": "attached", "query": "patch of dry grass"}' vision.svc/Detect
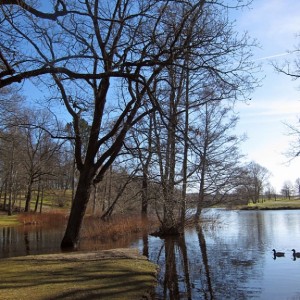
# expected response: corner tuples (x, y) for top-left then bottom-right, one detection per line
(81, 215), (159, 241)
(17, 210), (68, 227)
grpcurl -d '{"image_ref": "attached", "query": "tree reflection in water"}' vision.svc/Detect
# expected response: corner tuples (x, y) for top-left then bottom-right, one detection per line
(147, 223), (260, 300)
(161, 227), (214, 300)
(0, 226), (64, 258)
(196, 224), (213, 299)
(151, 228), (214, 300)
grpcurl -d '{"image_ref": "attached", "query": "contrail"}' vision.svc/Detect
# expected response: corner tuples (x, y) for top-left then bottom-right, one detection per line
(255, 52), (290, 61)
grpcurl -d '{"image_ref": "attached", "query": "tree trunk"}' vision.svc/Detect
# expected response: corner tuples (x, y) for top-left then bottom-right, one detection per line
(61, 170), (93, 249)
(34, 178), (41, 212)
(71, 158), (76, 204)
(39, 186), (44, 213)
(180, 57), (189, 228)
(24, 180), (33, 212)
(141, 172), (148, 218)
(92, 184), (97, 215)
(195, 157), (206, 222)
(3, 180), (7, 211)
(195, 105), (209, 222)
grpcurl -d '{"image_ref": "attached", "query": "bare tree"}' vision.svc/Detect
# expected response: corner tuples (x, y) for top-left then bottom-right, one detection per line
(123, 110), (155, 219)
(0, 127), (24, 214)
(264, 183), (277, 201)
(273, 35), (300, 81)
(193, 101), (245, 220)
(18, 110), (63, 212)
(295, 178), (300, 198)
(0, 86), (25, 214)
(273, 37), (300, 161)
(237, 162), (270, 204)
(281, 180), (294, 199)
(0, 0), (257, 248)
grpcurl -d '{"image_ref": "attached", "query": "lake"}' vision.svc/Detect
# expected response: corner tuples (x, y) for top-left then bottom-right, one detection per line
(1, 209), (300, 299)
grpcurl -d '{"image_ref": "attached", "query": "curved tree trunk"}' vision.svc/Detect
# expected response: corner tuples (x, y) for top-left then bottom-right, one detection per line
(61, 169), (93, 249)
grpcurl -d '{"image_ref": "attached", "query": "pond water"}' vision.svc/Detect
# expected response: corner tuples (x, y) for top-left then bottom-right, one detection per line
(1, 209), (300, 299)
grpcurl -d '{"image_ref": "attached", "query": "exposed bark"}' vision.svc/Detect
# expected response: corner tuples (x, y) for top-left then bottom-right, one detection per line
(24, 179), (33, 212)
(61, 168), (94, 248)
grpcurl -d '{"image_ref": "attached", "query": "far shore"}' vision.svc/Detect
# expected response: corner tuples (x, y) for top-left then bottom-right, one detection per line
(240, 206), (300, 210)
(232, 198), (300, 211)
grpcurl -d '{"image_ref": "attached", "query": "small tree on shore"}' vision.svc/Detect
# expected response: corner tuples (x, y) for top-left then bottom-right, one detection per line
(281, 181), (294, 199)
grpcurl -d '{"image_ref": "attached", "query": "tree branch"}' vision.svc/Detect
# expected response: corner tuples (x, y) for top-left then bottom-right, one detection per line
(0, 66), (140, 88)
(1, 0), (67, 20)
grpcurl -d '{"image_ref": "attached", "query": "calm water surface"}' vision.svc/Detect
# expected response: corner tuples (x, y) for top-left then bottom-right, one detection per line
(1, 209), (300, 299)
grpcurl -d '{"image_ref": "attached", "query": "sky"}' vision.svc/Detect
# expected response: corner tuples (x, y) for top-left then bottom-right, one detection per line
(233, 0), (300, 192)
(20, 0), (300, 193)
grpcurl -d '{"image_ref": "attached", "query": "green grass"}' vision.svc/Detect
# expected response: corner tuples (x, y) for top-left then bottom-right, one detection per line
(0, 189), (73, 213)
(0, 249), (157, 300)
(239, 198), (300, 210)
(0, 214), (21, 227)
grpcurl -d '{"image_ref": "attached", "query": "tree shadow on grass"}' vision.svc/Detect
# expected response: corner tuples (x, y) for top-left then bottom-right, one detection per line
(0, 253), (157, 300)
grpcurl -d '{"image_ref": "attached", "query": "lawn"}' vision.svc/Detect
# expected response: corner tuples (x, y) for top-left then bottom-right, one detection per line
(239, 198), (300, 210)
(0, 214), (21, 227)
(0, 249), (158, 300)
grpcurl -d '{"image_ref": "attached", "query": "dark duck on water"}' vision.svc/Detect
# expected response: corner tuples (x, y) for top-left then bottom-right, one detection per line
(272, 249), (285, 259)
(292, 249), (300, 258)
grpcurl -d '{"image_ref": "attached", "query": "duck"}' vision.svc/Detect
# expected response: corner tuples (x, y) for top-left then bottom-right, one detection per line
(272, 249), (285, 257)
(292, 249), (300, 258)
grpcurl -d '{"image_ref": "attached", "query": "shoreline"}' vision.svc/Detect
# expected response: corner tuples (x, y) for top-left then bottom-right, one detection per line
(239, 206), (300, 210)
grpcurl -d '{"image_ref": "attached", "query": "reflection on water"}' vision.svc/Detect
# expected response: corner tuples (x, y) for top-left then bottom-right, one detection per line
(2, 209), (300, 299)
(0, 225), (143, 258)
(0, 226), (65, 258)
(132, 209), (300, 299)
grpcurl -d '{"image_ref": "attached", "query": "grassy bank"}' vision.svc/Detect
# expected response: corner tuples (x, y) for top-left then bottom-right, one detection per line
(0, 213), (159, 299)
(0, 214), (20, 226)
(237, 198), (300, 210)
(0, 249), (158, 300)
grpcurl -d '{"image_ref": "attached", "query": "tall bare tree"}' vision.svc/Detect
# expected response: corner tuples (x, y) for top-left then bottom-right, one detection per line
(18, 110), (63, 212)
(0, 0), (257, 248)
(0, 85), (25, 214)
(193, 101), (244, 220)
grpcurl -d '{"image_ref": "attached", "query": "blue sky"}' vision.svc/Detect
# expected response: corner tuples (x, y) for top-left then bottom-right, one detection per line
(234, 0), (300, 191)
(22, 0), (300, 193)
